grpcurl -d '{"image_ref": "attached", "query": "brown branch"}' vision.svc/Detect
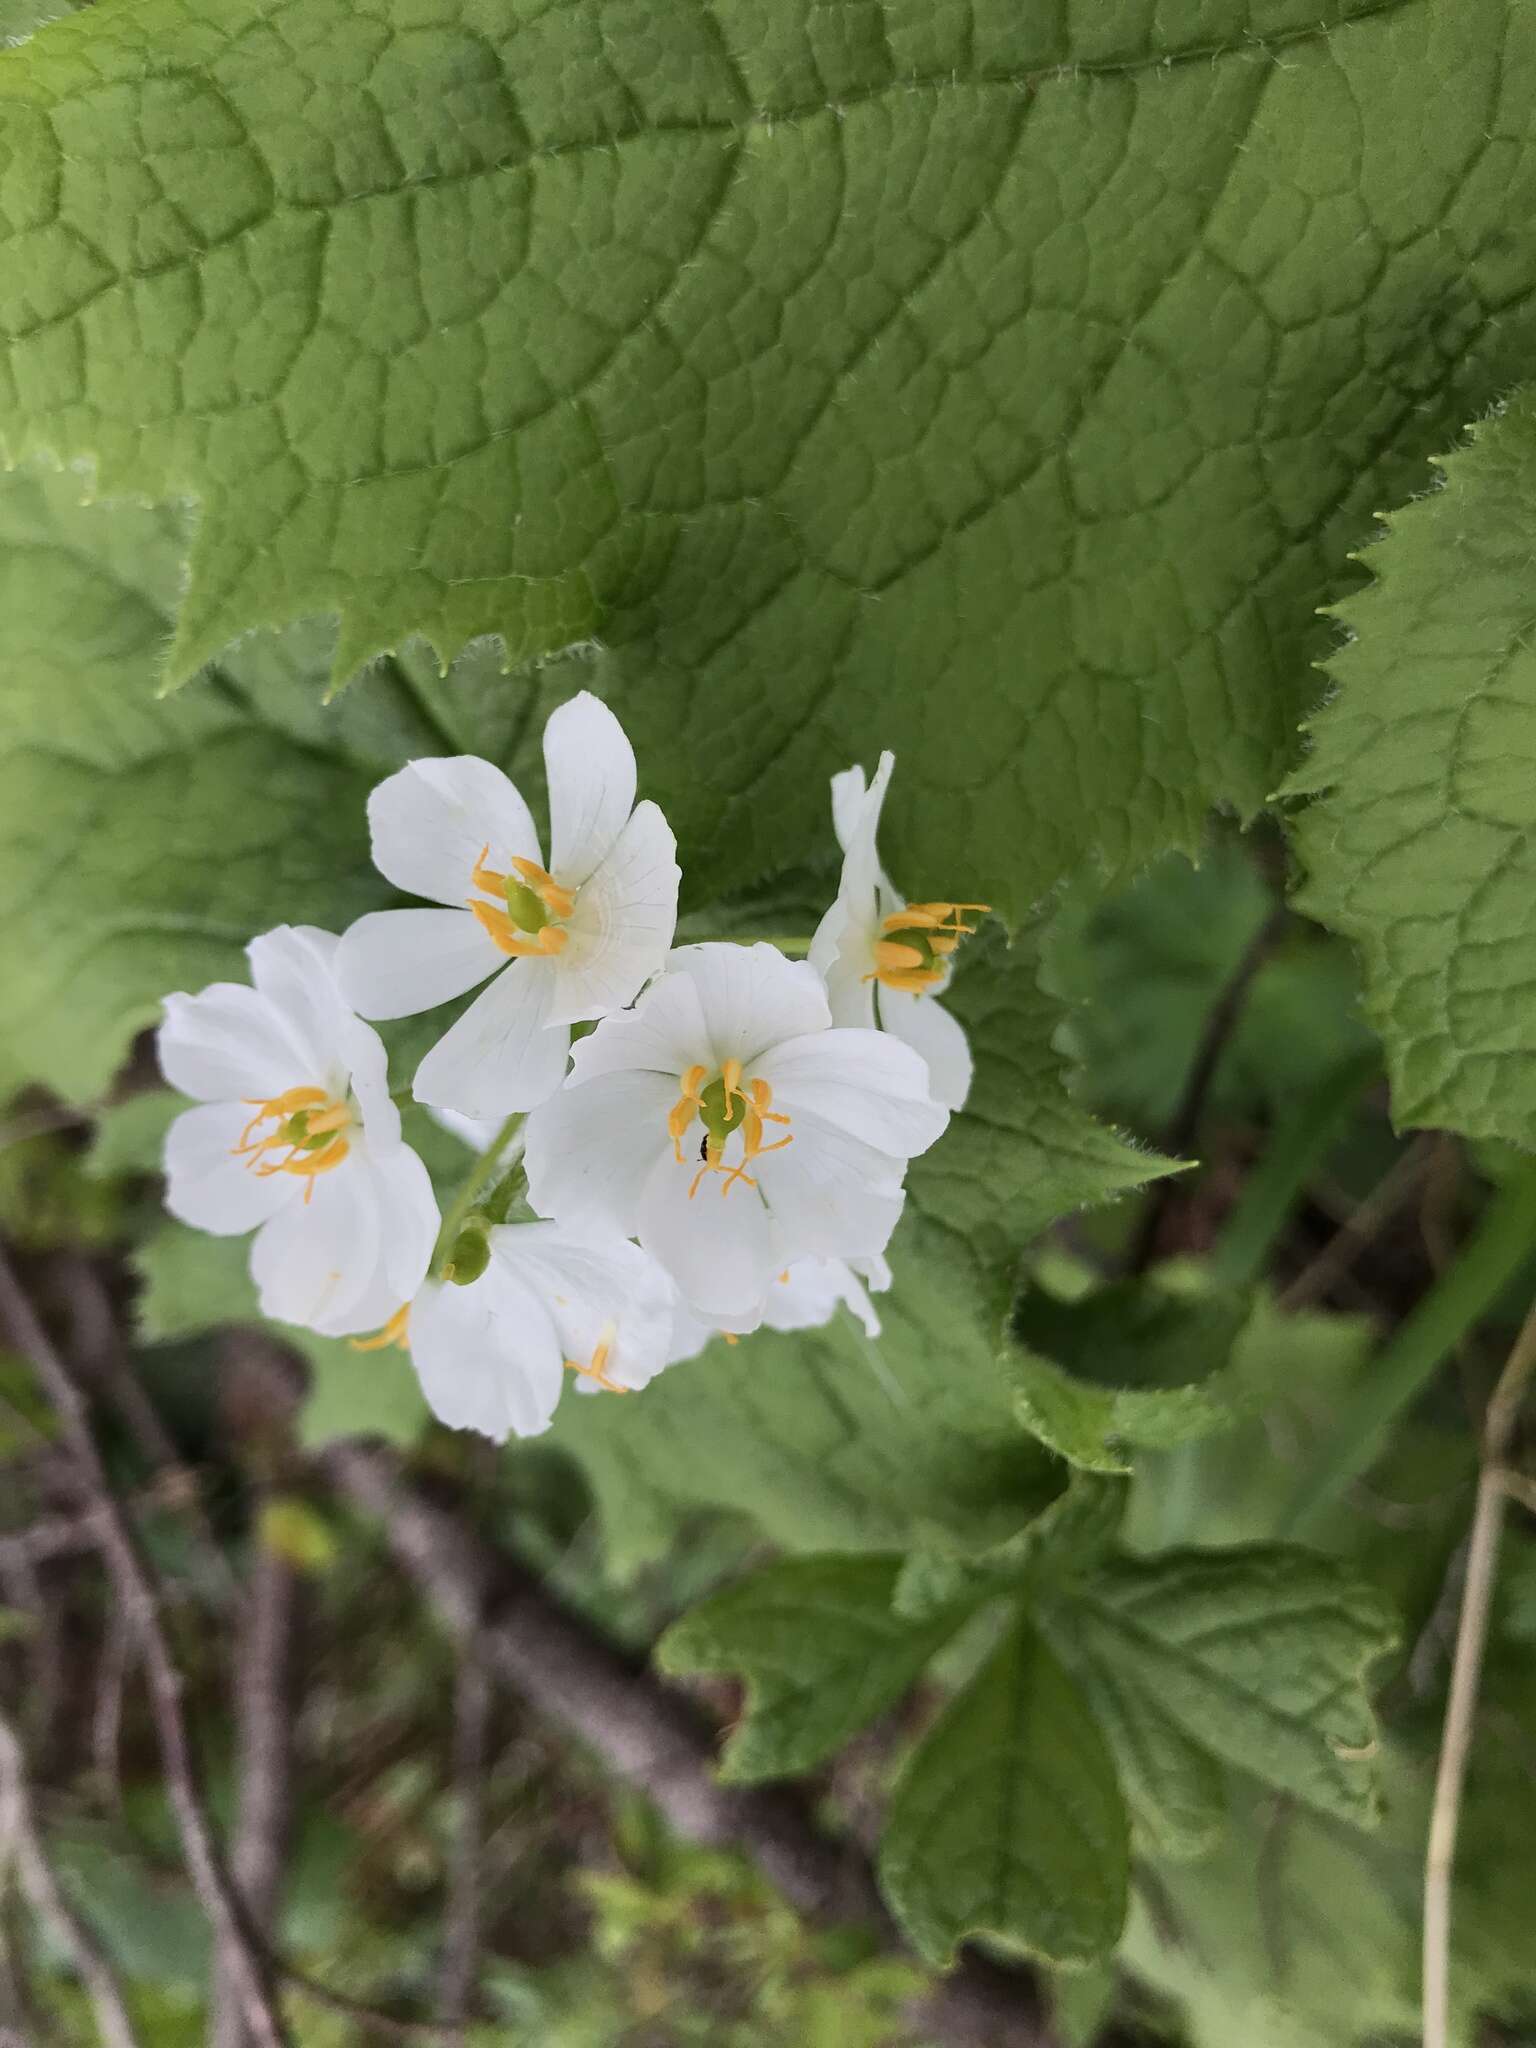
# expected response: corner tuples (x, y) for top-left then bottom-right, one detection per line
(1423, 1291), (1536, 2048)
(322, 1439), (1061, 2048)
(0, 1711), (141, 2048)
(212, 1513), (303, 2048)
(1126, 902), (1289, 1275)
(0, 1246), (291, 2048)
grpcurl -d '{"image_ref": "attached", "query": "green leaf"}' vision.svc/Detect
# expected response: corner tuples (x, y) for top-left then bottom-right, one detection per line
(1289, 387), (1536, 1145)
(879, 1620), (1128, 1968)
(1046, 840), (1368, 1137)
(552, 929), (1157, 1566)
(656, 1555), (965, 1783)
(1005, 1273), (1251, 1473)
(4, 1), (1535, 916)
(1046, 1545), (1396, 1827)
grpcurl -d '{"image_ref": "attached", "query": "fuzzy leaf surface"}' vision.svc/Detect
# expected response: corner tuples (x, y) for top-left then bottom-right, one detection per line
(3, 1), (1536, 917)
(879, 1620), (1128, 1967)
(1045, 1545), (1397, 1826)
(657, 1555), (965, 1782)
(1290, 387), (1536, 1145)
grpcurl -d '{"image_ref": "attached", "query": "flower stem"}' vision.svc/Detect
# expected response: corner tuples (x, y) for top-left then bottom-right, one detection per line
(434, 1112), (524, 1266)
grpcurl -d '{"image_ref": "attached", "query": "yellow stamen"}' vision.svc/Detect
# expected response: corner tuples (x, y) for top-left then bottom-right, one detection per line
(866, 900), (991, 994)
(673, 1066), (793, 1200)
(668, 1064), (709, 1162)
(233, 1089), (354, 1201)
(351, 1304), (411, 1353)
(509, 856), (577, 920)
(471, 844), (508, 895)
(469, 898), (569, 958)
(564, 1322), (628, 1393)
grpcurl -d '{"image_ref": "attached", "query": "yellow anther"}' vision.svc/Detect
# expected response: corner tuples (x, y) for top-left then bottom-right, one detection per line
(867, 900), (990, 994)
(668, 1063), (709, 1161)
(351, 1304), (411, 1353)
(469, 899), (569, 958)
(509, 856), (577, 920)
(872, 939), (927, 974)
(471, 843), (508, 895)
(564, 1322), (628, 1393)
(233, 1087), (354, 1203)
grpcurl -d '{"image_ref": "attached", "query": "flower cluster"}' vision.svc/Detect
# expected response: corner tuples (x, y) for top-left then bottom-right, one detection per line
(159, 694), (986, 1441)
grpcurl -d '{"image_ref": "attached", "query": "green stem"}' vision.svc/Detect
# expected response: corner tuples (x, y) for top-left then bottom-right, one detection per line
(1280, 1161), (1536, 1536)
(1209, 1048), (1381, 1293)
(434, 1111), (524, 1265)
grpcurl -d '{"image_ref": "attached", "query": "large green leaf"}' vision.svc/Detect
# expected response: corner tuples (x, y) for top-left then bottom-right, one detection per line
(4, 0), (1536, 917)
(878, 1620), (1128, 1968)
(1045, 1545), (1397, 1826)
(656, 1555), (965, 1782)
(1289, 387), (1536, 1145)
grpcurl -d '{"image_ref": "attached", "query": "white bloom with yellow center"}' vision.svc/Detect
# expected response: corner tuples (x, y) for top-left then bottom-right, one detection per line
(523, 943), (947, 1325)
(667, 1252), (891, 1365)
(159, 927), (440, 1339)
(808, 752), (983, 1111)
(360, 1227), (676, 1443)
(337, 692), (679, 1119)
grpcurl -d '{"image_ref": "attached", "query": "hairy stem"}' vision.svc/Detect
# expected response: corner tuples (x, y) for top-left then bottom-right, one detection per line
(433, 1113), (525, 1270)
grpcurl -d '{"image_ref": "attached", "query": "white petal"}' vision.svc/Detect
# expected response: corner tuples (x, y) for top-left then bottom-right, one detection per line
(878, 988), (973, 1112)
(565, 968), (713, 1084)
(806, 897), (880, 1031)
(365, 1142), (440, 1302)
(158, 984), (318, 1104)
(427, 1105), (503, 1153)
(835, 752), (894, 902)
(367, 756), (541, 909)
(492, 1225), (676, 1391)
(548, 801), (680, 1027)
(753, 1144), (905, 1270)
(412, 958), (570, 1119)
(829, 764), (870, 853)
(666, 1296), (717, 1367)
(337, 909), (503, 1021)
(249, 1161), (383, 1337)
(764, 1257), (882, 1339)
(667, 943), (831, 1071)
(522, 1069), (675, 1237)
(246, 926), (353, 1086)
(639, 1147), (777, 1323)
(162, 1102), (294, 1235)
(752, 1028), (948, 1160)
(409, 1267), (565, 1442)
(339, 1013), (401, 1152)
(544, 691), (637, 888)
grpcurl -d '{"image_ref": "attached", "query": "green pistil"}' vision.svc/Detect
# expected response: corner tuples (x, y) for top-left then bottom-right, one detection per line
(697, 1076), (746, 1150)
(279, 1109), (343, 1151)
(505, 877), (551, 934)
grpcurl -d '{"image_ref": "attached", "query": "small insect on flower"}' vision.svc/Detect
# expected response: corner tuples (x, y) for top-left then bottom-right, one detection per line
(158, 927), (440, 1339)
(336, 692), (680, 1120)
(808, 752), (984, 1110)
(523, 943), (947, 1326)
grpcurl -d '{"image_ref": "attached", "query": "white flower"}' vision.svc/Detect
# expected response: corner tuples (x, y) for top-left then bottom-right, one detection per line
(158, 927), (440, 1339)
(361, 1227), (676, 1443)
(808, 752), (982, 1111)
(667, 1253), (890, 1365)
(336, 692), (679, 1119)
(523, 943), (947, 1325)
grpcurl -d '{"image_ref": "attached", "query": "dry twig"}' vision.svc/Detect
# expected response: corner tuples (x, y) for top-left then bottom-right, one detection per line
(0, 1246), (291, 2048)
(1422, 1292), (1536, 2048)
(0, 1710), (141, 2048)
